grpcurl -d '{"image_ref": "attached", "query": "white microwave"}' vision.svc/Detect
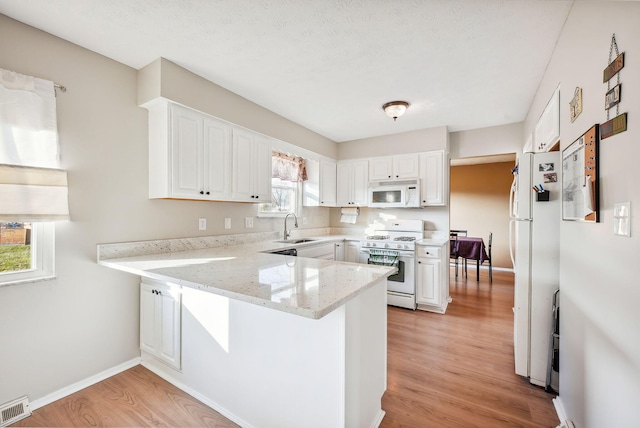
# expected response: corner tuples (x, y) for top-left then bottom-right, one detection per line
(368, 179), (421, 208)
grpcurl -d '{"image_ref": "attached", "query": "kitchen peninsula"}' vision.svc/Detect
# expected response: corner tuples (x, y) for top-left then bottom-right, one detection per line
(98, 234), (394, 428)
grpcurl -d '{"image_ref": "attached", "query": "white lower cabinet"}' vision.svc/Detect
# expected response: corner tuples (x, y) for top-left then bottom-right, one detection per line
(345, 241), (361, 263)
(296, 242), (336, 260)
(416, 243), (450, 314)
(140, 279), (182, 370)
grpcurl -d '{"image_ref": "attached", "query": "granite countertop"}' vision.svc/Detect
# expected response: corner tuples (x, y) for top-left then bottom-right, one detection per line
(98, 234), (394, 320)
(417, 237), (449, 246)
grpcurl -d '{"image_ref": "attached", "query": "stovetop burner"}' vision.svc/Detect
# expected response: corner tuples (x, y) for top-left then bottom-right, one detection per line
(394, 236), (416, 242)
(366, 235), (389, 240)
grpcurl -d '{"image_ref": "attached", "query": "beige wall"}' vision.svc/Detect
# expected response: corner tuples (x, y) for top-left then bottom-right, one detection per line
(450, 122), (523, 160)
(450, 162), (514, 269)
(523, 2), (640, 426)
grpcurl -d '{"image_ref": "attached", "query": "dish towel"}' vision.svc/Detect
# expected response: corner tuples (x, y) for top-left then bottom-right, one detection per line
(368, 249), (399, 273)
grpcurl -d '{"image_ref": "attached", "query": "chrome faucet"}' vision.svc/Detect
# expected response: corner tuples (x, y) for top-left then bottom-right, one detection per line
(283, 213), (298, 240)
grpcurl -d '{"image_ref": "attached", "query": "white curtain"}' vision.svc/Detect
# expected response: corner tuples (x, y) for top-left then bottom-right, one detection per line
(0, 68), (69, 221)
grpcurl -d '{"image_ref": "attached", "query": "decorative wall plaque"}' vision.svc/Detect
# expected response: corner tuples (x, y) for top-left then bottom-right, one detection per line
(601, 33), (627, 137)
(569, 87), (582, 123)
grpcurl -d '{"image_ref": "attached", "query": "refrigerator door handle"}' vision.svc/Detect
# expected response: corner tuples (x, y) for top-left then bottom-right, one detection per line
(509, 178), (516, 219)
(509, 219), (516, 269)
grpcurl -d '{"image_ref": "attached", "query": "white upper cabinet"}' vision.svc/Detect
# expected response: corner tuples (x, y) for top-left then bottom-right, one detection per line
(369, 155), (419, 181)
(231, 128), (272, 202)
(319, 160), (337, 206)
(336, 160), (368, 207)
(148, 102), (232, 201)
(146, 100), (270, 203)
(368, 158), (393, 181)
(534, 86), (560, 153)
(419, 150), (446, 206)
(303, 159), (336, 207)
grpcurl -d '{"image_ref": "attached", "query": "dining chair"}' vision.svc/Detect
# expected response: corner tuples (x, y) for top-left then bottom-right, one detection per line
(487, 232), (493, 283)
(450, 230), (468, 277)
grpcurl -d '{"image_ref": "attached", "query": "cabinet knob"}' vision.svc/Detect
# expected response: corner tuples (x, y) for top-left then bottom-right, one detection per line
(396, 175), (399, 178)
(200, 191), (204, 195)
(418, 261), (422, 264)
(206, 191), (210, 195)
(251, 195), (255, 198)
(388, 175), (391, 178)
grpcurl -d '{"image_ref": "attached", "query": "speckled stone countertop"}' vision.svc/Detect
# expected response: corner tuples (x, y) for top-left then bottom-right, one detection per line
(98, 232), (394, 320)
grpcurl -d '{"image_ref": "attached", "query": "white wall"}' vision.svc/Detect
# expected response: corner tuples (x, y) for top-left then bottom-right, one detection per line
(523, 3), (640, 426)
(0, 14), (336, 406)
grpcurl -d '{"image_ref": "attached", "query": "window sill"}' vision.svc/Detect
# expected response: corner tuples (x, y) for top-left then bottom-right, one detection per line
(0, 275), (56, 288)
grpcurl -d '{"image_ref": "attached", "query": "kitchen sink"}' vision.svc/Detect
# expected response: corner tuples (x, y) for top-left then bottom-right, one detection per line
(275, 238), (317, 244)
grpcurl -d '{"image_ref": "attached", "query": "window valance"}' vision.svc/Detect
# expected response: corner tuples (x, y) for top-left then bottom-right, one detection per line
(272, 151), (307, 182)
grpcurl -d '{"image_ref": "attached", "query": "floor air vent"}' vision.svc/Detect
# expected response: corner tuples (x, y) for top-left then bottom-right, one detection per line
(0, 396), (31, 427)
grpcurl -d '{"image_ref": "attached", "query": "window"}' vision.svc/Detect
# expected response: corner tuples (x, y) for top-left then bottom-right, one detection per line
(258, 151), (307, 217)
(0, 222), (55, 286)
(258, 178), (300, 216)
(0, 68), (67, 286)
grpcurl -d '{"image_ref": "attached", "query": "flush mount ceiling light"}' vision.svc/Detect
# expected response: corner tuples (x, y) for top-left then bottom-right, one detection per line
(382, 101), (409, 121)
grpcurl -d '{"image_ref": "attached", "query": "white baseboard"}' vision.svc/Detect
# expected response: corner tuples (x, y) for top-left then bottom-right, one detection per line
(30, 357), (140, 411)
(140, 360), (252, 428)
(371, 409), (386, 428)
(553, 396), (569, 424)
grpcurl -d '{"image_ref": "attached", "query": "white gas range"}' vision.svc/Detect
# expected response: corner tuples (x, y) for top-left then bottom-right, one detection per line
(359, 219), (423, 310)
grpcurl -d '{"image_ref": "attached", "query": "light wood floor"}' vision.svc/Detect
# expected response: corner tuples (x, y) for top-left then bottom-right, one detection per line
(14, 269), (558, 427)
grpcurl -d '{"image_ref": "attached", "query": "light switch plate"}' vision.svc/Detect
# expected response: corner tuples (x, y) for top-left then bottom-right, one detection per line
(198, 218), (206, 231)
(613, 202), (631, 237)
(224, 218), (231, 229)
(245, 217), (253, 228)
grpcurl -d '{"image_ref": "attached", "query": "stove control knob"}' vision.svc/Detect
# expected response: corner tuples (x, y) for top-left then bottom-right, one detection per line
(384, 243), (389, 248)
(372, 243), (376, 247)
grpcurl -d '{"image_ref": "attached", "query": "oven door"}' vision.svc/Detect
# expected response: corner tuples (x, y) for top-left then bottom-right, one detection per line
(360, 249), (415, 295)
(387, 252), (415, 295)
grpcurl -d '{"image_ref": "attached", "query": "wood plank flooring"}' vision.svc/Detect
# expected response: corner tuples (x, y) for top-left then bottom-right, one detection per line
(14, 269), (558, 427)
(380, 269), (558, 428)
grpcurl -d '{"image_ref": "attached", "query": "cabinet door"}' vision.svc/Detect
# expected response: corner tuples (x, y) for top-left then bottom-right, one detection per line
(345, 242), (361, 263)
(393, 155), (420, 179)
(319, 160), (337, 206)
(420, 151), (445, 206)
(351, 160), (369, 206)
(416, 258), (441, 306)
(203, 117), (232, 199)
(336, 163), (352, 206)
(369, 158), (393, 181)
(158, 286), (182, 369)
(232, 129), (257, 201)
(170, 105), (204, 199)
(534, 87), (560, 152)
(252, 135), (272, 202)
(334, 242), (345, 261)
(140, 283), (158, 355)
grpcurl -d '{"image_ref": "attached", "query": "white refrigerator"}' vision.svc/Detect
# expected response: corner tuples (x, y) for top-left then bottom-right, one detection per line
(509, 151), (560, 386)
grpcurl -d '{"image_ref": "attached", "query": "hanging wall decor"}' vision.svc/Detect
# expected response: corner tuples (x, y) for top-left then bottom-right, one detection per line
(569, 87), (582, 123)
(601, 33), (627, 139)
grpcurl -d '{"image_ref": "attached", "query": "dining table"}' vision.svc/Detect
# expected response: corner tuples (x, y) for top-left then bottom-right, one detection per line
(450, 236), (489, 281)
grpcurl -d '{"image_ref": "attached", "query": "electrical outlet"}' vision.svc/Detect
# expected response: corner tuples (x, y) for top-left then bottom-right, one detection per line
(245, 217), (253, 228)
(198, 218), (206, 231)
(224, 218), (231, 229)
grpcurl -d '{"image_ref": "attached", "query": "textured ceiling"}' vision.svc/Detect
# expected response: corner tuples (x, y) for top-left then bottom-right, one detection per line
(0, 0), (573, 142)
